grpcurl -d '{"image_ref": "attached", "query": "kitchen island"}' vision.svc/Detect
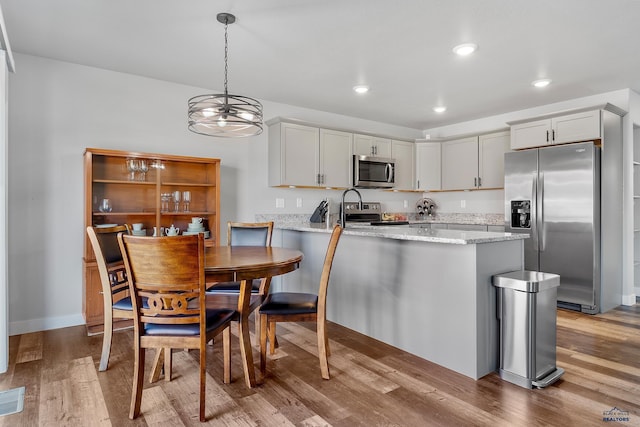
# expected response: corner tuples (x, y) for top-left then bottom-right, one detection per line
(270, 222), (527, 380)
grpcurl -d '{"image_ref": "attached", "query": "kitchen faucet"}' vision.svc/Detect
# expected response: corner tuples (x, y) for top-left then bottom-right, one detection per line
(340, 187), (362, 227)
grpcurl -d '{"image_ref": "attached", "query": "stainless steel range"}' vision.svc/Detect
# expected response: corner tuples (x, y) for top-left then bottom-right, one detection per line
(342, 202), (408, 226)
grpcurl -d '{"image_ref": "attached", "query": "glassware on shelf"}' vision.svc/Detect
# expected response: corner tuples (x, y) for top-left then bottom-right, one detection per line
(98, 198), (112, 213)
(182, 191), (191, 212)
(161, 193), (171, 212)
(125, 158), (139, 181)
(172, 190), (181, 212)
(138, 159), (149, 181)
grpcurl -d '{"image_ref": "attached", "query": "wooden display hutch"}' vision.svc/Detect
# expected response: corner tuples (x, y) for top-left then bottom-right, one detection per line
(83, 148), (221, 334)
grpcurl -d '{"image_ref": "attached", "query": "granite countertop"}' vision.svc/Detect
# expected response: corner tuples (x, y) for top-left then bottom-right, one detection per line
(276, 222), (528, 245)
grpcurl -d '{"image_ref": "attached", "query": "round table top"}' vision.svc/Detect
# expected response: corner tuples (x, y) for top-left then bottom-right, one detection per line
(204, 246), (303, 282)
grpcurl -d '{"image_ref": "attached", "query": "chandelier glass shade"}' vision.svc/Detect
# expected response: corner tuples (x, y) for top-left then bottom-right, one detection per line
(188, 13), (263, 138)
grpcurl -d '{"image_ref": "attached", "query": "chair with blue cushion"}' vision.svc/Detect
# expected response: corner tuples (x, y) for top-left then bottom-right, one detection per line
(86, 224), (136, 372)
(118, 233), (235, 422)
(206, 221), (274, 337)
(259, 224), (343, 380)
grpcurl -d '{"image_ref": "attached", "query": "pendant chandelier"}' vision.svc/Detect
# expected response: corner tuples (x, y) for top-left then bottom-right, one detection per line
(188, 13), (263, 137)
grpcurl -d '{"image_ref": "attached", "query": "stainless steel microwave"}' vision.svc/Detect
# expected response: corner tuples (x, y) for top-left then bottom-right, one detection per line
(353, 155), (395, 188)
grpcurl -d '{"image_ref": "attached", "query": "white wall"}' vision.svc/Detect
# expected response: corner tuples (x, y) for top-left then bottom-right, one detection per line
(7, 53), (422, 334)
(0, 50), (8, 372)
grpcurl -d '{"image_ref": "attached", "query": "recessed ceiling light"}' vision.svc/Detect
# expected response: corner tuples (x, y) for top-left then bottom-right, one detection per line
(433, 106), (447, 113)
(532, 79), (552, 88)
(353, 85), (369, 94)
(452, 43), (478, 56)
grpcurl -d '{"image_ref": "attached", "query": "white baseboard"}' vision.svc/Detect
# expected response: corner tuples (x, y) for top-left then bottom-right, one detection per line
(9, 314), (85, 336)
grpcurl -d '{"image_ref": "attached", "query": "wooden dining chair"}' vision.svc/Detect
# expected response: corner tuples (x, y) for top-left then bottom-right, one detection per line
(206, 221), (274, 337)
(118, 233), (235, 422)
(86, 224), (134, 372)
(259, 224), (343, 380)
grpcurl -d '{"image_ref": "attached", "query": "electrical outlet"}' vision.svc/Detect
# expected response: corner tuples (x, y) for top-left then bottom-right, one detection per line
(403, 200), (408, 208)
(276, 198), (285, 208)
(296, 197), (303, 208)
(461, 200), (466, 209)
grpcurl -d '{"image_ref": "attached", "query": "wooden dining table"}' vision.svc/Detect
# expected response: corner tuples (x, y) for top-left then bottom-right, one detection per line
(203, 245), (303, 388)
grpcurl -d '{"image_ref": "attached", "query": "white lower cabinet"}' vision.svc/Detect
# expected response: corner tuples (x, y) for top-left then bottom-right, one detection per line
(391, 139), (414, 190)
(415, 142), (441, 191)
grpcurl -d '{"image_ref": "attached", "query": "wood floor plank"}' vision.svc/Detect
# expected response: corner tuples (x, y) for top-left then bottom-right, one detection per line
(140, 385), (186, 427)
(15, 332), (43, 364)
(237, 394), (296, 427)
(278, 323), (400, 394)
(39, 356), (110, 426)
(160, 350), (255, 426)
(558, 346), (640, 377)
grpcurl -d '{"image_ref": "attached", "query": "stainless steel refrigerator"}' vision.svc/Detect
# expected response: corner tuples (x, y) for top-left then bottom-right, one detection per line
(504, 142), (601, 314)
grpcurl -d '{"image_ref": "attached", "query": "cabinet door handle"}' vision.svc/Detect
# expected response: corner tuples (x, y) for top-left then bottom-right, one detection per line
(474, 177), (477, 187)
(417, 180), (420, 189)
(316, 173), (321, 185)
(546, 130), (549, 142)
(321, 174), (325, 184)
(478, 177), (482, 187)
(552, 129), (555, 141)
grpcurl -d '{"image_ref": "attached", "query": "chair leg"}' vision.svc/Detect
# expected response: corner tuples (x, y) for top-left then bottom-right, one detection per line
(98, 310), (114, 372)
(254, 311), (260, 344)
(199, 345), (206, 422)
(129, 345), (145, 419)
(317, 319), (330, 380)
(259, 314), (268, 376)
(268, 321), (277, 355)
(149, 348), (164, 383)
(223, 327), (231, 384)
(164, 348), (172, 382)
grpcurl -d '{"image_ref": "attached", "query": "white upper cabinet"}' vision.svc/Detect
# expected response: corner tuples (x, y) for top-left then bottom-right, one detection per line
(391, 140), (415, 190)
(510, 110), (601, 150)
(478, 131), (510, 189)
(440, 131), (510, 191)
(269, 122), (351, 188)
(319, 129), (353, 188)
(353, 134), (392, 158)
(552, 110), (601, 144)
(415, 142), (441, 191)
(441, 136), (478, 191)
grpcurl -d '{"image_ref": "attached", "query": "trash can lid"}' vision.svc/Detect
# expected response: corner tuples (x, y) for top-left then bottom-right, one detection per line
(492, 270), (560, 292)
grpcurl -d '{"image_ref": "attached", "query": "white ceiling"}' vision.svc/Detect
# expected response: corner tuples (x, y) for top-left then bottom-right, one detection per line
(2, 0), (640, 130)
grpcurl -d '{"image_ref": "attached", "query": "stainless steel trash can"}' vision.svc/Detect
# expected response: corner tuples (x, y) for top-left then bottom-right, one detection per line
(492, 270), (564, 389)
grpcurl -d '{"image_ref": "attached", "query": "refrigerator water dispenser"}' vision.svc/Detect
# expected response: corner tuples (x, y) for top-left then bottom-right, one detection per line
(510, 200), (531, 228)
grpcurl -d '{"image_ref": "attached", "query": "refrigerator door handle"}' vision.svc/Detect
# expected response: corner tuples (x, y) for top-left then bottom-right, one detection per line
(540, 172), (545, 252)
(532, 173), (539, 251)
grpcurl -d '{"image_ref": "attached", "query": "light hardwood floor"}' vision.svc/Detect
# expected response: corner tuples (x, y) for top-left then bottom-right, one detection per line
(0, 305), (639, 426)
